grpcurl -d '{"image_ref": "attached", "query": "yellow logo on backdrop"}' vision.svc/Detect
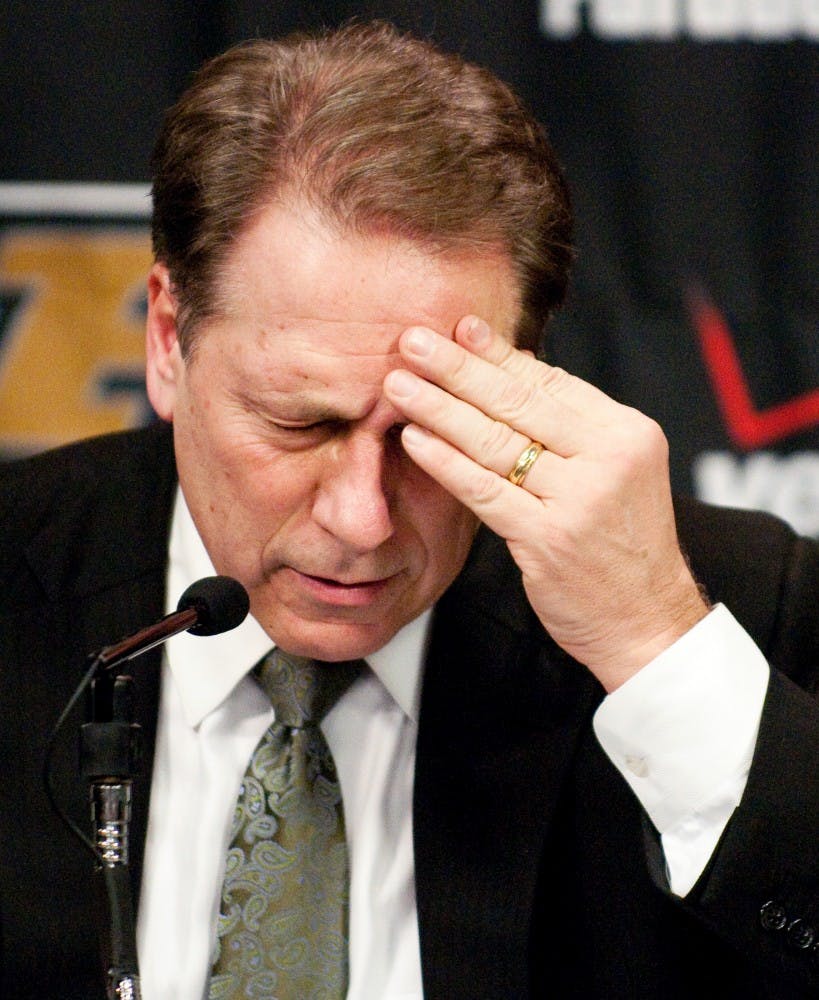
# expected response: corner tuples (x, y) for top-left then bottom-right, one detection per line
(0, 228), (152, 454)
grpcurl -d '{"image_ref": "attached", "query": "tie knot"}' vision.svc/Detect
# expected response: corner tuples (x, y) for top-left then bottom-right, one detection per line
(255, 648), (363, 727)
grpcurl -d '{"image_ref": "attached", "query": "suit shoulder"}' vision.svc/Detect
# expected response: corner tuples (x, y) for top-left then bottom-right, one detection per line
(674, 493), (797, 571)
(674, 495), (819, 683)
(0, 424), (176, 595)
(1, 422), (171, 473)
(1, 425), (171, 512)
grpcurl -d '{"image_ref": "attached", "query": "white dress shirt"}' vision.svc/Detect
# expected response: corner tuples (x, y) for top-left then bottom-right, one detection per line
(137, 488), (768, 998)
(138, 489), (426, 1000)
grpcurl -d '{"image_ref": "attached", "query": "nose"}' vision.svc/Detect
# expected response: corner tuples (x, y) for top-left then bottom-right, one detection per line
(311, 431), (395, 552)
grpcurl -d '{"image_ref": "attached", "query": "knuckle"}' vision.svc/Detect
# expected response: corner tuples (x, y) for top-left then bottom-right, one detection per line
(476, 418), (517, 458)
(465, 466), (505, 507)
(608, 410), (669, 473)
(448, 343), (475, 383)
(535, 365), (573, 395)
(494, 375), (541, 423)
(643, 416), (670, 456)
(629, 411), (668, 460)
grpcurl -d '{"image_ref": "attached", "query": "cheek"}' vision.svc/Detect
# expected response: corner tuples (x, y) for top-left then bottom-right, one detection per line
(402, 470), (478, 570)
(181, 398), (272, 497)
(203, 443), (309, 528)
(173, 405), (287, 553)
(435, 496), (479, 563)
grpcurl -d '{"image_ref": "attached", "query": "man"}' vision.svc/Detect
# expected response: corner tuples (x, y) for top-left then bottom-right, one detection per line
(1, 20), (817, 1000)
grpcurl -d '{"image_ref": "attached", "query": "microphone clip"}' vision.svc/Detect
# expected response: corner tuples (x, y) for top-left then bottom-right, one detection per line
(79, 672), (143, 866)
(80, 673), (143, 782)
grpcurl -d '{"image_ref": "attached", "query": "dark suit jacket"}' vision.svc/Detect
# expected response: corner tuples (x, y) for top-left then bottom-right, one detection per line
(1, 424), (817, 998)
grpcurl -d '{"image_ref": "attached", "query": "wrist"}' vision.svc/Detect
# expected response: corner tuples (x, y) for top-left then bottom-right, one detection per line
(587, 571), (710, 692)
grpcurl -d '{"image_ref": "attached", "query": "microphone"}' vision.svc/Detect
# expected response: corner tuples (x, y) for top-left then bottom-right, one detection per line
(93, 575), (250, 673)
(44, 575), (251, 843)
(42, 575), (250, 1000)
(180, 574), (251, 635)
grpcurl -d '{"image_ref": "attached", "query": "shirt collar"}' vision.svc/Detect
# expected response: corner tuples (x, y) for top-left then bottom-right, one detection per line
(165, 486), (429, 728)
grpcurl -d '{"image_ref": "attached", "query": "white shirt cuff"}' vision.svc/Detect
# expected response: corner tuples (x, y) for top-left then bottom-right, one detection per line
(592, 603), (769, 895)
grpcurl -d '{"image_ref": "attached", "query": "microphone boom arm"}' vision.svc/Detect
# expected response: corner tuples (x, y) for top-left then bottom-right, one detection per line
(94, 606), (199, 673)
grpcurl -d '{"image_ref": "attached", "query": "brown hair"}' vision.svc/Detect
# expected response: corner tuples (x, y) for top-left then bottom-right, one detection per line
(151, 20), (574, 355)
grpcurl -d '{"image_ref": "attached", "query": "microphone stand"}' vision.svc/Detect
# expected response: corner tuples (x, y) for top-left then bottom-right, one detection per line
(42, 576), (248, 999)
(76, 609), (199, 999)
(80, 670), (143, 1000)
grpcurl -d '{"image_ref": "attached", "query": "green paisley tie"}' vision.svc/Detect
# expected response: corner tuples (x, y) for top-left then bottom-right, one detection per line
(209, 650), (362, 999)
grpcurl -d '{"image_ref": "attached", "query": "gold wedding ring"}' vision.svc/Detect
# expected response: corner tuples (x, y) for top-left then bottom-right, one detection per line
(506, 440), (545, 487)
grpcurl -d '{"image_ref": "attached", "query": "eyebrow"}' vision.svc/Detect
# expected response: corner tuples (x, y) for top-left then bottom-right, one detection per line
(234, 386), (365, 424)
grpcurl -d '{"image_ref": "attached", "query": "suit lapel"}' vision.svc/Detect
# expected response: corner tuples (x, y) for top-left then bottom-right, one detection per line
(414, 528), (600, 1000)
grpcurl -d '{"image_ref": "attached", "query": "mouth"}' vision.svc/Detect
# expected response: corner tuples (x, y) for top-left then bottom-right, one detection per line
(288, 568), (399, 607)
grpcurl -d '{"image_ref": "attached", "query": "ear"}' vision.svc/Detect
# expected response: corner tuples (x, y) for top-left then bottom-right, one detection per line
(145, 263), (184, 421)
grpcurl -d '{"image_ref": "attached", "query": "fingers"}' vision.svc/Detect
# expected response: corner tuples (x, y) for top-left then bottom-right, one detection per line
(383, 314), (709, 689)
(392, 318), (618, 459)
(382, 314), (573, 529)
(384, 366), (560, 497)
(399, 422), (547, 545)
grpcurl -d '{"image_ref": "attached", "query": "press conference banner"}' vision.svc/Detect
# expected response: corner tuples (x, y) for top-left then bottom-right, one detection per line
(1, 1), (817, 536)
(0, 186), (151, 455)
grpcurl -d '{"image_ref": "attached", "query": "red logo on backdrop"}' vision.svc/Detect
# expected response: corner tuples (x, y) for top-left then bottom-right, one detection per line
(690, 293), (819, 450)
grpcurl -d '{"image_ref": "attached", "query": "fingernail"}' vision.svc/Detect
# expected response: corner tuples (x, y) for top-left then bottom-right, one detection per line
(401, 424), (430, 448)
(386, 369), (419, 398)
(466, 317), (490, 347)
(405, 327), (433, 357)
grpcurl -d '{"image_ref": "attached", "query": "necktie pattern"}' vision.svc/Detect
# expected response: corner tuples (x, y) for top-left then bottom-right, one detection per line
(209, 650), (362, 999)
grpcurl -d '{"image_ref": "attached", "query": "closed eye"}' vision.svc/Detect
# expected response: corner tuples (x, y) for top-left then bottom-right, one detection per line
(272, 418), (346, 436)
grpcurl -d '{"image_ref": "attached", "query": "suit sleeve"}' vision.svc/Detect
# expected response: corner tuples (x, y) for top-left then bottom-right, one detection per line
(671, 530), (819, 990)
(680, 670), (819, 989)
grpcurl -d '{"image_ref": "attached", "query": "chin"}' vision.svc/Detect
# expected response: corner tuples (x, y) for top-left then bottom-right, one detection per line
(269, 618), (400, 662)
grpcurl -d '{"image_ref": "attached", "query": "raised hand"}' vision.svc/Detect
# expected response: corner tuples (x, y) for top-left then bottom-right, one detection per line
(384, 315), (709, 691)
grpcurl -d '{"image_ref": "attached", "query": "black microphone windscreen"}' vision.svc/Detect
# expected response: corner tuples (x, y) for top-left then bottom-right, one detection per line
(176, 576), (250, 636)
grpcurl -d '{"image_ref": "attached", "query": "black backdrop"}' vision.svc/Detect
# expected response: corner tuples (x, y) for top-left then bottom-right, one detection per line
(1, 1), (817, 535)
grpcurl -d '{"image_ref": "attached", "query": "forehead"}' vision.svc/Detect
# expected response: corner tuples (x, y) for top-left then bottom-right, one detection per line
(214, 200), (522, 351)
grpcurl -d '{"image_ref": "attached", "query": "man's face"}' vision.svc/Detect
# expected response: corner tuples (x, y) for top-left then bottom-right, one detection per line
(146, 202), (521, 660)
